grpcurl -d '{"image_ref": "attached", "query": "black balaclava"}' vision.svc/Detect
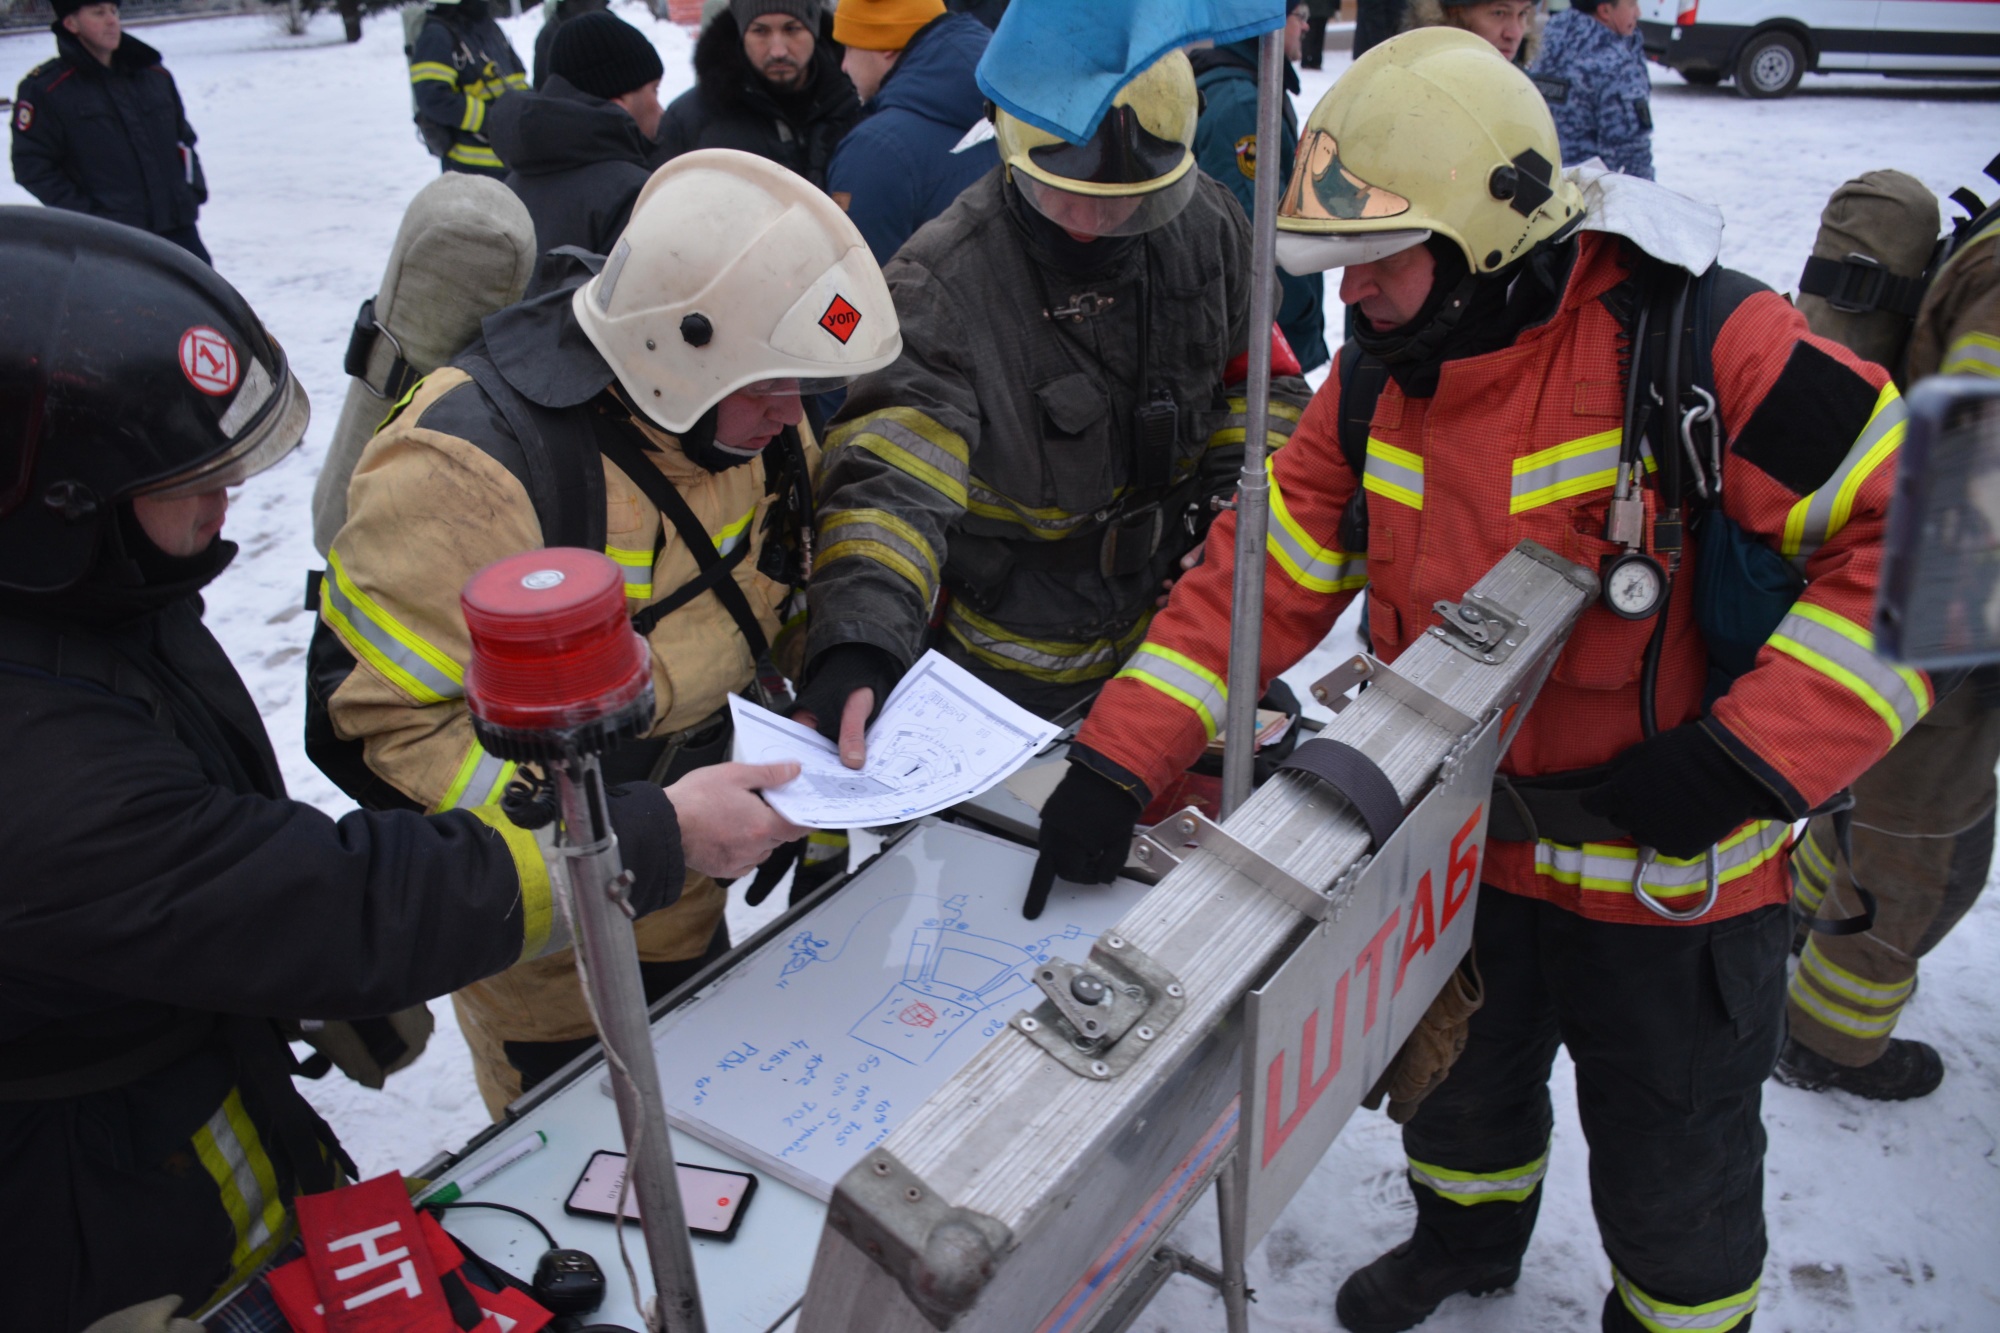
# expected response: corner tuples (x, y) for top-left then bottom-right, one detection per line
(1355, 235), (1577, 397)
(1003, 173), (1140, 278)
(0, 503), (236, 629)
(607, 387), (761, 475)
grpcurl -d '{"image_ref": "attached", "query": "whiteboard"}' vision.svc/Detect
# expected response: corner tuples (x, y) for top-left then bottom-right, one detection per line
(645, 820), (1151, 1200)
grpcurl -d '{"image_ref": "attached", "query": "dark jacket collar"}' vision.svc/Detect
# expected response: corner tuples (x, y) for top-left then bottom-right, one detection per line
(481, 258), (618, 409)
(867, 11), (989, 131)
(50, 24), (163, 76)
(484, 73), (650, 178)
(1188, 37), (1300, 96)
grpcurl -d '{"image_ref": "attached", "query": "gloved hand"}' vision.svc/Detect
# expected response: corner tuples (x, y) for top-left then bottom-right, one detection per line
(743, 831), (851, 908)
(790, 644), (903, 767)
(1362, 949), (1483, 1124)
(1579, 721), (1784, 859)
(1025, 762), (1145, 919)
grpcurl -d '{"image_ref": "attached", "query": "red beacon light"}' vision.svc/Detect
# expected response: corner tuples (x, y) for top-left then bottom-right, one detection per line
(461, 548), (653, 762)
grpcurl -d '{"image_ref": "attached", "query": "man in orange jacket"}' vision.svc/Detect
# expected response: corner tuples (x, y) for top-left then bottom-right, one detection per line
(1034, 31), (1923, 1333)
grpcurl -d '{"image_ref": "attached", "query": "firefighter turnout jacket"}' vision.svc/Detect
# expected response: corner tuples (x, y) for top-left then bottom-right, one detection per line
(315, 281), (812, 1116)
(806, 170), (1312, 718)
(1907, 205), (2000, 383)
(0, 582), (683, 1329)
(409, 6), (529, 177)
(1074, 231), (1926, 926)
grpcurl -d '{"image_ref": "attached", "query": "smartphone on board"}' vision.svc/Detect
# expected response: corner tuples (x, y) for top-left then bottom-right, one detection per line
(564, 1150), (758, 1241)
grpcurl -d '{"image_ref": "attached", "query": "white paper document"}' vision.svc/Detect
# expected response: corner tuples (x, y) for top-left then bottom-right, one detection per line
(729, 651), (1062, 828)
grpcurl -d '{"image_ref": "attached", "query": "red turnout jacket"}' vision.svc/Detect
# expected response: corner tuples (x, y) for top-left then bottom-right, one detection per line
(1075, 232), (1926, 926)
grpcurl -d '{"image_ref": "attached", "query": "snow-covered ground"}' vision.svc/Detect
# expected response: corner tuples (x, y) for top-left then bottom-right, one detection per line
(4, 9), (1996, 1328)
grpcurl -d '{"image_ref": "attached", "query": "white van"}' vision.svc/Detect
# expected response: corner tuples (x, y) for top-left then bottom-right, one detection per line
(1639, 0), (2000, 98)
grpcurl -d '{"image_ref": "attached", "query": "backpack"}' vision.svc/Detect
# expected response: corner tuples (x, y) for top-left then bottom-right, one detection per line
(1797, 152), (2000, 382)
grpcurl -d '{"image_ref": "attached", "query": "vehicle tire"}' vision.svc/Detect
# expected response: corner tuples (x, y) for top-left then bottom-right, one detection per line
(1734, 30), (1805, 99)
(1680, 67), (1724, 86)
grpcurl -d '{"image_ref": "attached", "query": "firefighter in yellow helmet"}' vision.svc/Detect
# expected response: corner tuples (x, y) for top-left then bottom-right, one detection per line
(794, 49), (1313, 784)
(310, 149), (899, 1117)
(1037, 29), (1921, 1333)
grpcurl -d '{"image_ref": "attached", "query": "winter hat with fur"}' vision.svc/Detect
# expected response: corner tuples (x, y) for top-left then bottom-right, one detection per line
(551, 10), (666, 99)
(832, 0), (944, 50)
(730, 0), (820, 29)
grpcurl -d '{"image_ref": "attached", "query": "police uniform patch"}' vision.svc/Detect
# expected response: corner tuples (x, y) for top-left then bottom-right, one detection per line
(13, 101), (32, 133)
(1233, 133), (1257, 180)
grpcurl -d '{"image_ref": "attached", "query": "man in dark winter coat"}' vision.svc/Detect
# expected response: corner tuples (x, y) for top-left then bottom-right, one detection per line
(0, 209), (800, 1332)
(655, 0), (860, 190)
(825, 0), (996, 265)
(408, 0), (529, 177)
(487, 9), (662, 277)
(1192, 10), (1329, 373)
(11, 0), (209, 262)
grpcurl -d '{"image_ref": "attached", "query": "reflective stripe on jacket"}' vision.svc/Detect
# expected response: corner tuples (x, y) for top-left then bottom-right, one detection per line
(1076, 231), (1925, 927)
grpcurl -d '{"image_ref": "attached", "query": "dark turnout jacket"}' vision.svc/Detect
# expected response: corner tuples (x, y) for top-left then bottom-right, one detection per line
(655, 11), (859, 189)
(486, 73), (651, 270)
(826, 11), (997, 265)
(0, 561), (681, 1329)
(10, 26), (205, 237)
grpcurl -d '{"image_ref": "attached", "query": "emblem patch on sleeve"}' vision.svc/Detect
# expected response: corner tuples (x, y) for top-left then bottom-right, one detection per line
(1234, 133), (1258, 179)
(14, 102), (32, 133)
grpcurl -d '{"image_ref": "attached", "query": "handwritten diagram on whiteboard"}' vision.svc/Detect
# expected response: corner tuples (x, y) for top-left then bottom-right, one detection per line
(646, 820), (1151, 1200)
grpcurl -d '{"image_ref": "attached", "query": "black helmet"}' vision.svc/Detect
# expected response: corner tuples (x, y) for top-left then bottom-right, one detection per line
(0, 209), (308, 594)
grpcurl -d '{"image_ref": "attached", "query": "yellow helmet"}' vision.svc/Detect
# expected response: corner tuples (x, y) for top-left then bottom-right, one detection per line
(1275, 28), (1584, 276)
(994, 49), (1200, 239)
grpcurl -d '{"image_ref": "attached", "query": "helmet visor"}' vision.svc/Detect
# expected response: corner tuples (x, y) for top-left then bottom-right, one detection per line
(734, 375), (855, 400)
(1025, 105), (1189, 192)
(135, 361), (310, 500)
(1276, 228), (1432, 276)
(1019, 170), (1198, 239)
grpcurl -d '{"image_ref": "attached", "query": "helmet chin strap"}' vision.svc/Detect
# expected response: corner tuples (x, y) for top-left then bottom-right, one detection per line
(605, 385), (751, 475)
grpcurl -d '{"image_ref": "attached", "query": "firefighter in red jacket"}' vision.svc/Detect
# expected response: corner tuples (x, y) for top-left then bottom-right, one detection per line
(1035, 31), (1923, 1333)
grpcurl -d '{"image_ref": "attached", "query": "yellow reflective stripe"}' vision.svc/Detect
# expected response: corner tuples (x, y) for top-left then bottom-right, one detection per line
(1116, 641), (1227, 741)
(714, 504), (756, 557)
(1208, 396), (1304, 450)
(1534, 821), (1788, 896)
(819, 508), (939, 602)
(410, 60), (458, 83)
(374, 374), (426, 434)
(1780, 382), (1905, 571)
(965, 478), (1104, 537)
(504, 71), (529, 90)
(1799, 936), (1914, 1006)
(446, 142), (504, 169)
(321, 548), (464, 704)
(804, 829), (848, 864)
(1941, 331), (2000, 379)
(1508, 427), (1644, 513)
(1787, 972), (1903, 1039)
(1789, 828), (1835, 913)
(1362, 437), (1424, 510)
(1768, 602), (1930, 745)
(191, 1089), (291, 1277)
(465, 804), (555, 962)
(1614, 1270), (1758, 1333)
(828, 407), (969, 507)
(460, 94), (485, 133)
(439, 742), (517, 812)
(944, 603), (1147, 685)
(1407, 1146), (1549, 1206)
(1267, 457), (1367, 593)
(606, 544), (655, 601)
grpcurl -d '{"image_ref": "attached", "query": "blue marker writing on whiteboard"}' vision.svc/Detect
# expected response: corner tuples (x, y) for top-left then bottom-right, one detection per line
(420, 1130), (547, 1204)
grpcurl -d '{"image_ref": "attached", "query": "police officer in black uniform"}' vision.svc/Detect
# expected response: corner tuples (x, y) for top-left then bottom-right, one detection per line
(0, 209), (799, 1332)
(10, 0), (211, 261)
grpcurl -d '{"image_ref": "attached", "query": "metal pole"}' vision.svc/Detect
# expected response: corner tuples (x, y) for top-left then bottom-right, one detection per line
(556, 754), (708, 1333)
(1215, 1151), (1252, 1333)
(1220, 29), (1289, 820)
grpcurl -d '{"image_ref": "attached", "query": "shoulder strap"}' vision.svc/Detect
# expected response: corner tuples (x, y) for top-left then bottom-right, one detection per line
(457, 352), (607, 551)
(1335, 339), (1387, 553)
(0, 615), (172, 735)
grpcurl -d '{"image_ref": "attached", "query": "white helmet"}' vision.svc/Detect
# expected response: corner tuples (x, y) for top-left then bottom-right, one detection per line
(573, 149), (902, 434)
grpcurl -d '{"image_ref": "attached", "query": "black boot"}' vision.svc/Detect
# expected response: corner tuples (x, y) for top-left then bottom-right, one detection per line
(1335, 1237), (1521, 1333)
(1773, 1036), (1944, 1101)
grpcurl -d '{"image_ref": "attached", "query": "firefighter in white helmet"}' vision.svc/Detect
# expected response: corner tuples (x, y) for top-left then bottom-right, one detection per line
(310, 148), (901, 1117)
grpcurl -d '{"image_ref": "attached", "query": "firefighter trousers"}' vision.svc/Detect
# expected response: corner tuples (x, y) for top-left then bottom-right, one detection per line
(1790, 679), (2000, 1065)
(1401, 887), (1787, 1333)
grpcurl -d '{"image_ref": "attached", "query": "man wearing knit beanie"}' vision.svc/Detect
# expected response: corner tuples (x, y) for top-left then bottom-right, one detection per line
(484, 10), (663, 284)
(656, 0), (858, 189)
(826, 0), (997, 262)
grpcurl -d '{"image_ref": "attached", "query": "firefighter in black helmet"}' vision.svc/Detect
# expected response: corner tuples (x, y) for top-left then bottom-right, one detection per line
(0, 208), (799, 1331)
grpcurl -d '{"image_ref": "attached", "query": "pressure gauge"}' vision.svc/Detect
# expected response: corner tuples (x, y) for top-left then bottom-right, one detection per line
(1602, 550), (1667, 621)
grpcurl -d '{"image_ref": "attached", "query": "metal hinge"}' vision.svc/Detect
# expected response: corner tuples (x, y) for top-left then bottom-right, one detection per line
(1010, 932), (1185, 1080)
(1308, 653), (1476, 735)
(1429, 592), (1527, 664)
(827, 1148), (1013, 1331)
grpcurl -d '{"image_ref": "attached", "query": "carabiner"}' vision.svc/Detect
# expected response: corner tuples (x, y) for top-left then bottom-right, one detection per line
(1631, 844), (1721, 922)
(1678, 384), (1719, 501)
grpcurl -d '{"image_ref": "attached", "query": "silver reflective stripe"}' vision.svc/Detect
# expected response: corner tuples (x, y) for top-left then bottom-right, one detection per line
(1534, 821), (1788, 895)
(1767, 604), (1927, 744)
(945, 603), (1132, 680)
(834, 410), (969, 506)
(1614, 1269), (1759, 1333)
(1362, 437), (1424, 510)
(201, 1104), (276, 1252)
(1780, 385), (1905, 572)
(320, 550), (463, 703)
(965, 479), (1101, 537)
(1268, 463), (1366, 593)
(441, 747), (515, 811)
(1941, 331), (2000, 379)
(1116, 642), (1228, 739)
(1509, 428), (1626, 513)
(1405, 1150), (1549, 1203)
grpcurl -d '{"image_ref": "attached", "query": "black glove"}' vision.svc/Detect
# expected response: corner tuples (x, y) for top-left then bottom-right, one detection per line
(790, 644), (903, 744)
(1579, 721), (1785, 859)
(743, 832), (851, 908)
(1026, 762), (1145, 919)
